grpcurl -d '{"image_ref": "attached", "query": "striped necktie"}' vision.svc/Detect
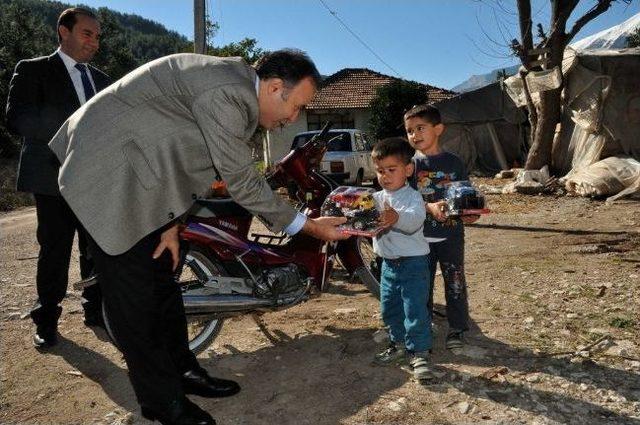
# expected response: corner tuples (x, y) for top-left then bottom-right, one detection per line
(74, 63), (95, 101)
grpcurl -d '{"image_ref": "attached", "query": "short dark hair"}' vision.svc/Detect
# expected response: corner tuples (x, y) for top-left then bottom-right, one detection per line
(372, 137), (415, 165)
(254, 49), (321, 88)
(404, 104), (441, 125)
(57, 7), (97, 43)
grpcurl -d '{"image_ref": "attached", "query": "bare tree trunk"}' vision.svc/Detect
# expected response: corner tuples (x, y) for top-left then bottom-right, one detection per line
(525, 87), (561, 170)
(515, 0), (616, 173)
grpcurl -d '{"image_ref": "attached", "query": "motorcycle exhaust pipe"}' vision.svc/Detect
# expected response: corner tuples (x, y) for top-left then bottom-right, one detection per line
(183, 294), (275, 315)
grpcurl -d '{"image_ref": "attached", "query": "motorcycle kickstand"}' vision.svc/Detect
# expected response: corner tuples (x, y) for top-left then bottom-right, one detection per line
(251, 313), (292, 345)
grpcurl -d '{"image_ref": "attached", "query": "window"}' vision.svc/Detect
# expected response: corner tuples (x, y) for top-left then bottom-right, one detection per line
(291, 131), (352, 151)
(354, 133), (366, 151)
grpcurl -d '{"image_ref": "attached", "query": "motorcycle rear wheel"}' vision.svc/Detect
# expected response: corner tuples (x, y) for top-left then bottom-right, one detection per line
(101, 245), (226, 356)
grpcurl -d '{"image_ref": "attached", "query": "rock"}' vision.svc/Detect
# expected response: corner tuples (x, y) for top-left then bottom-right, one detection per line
(460, 345), (487, 359)
(387, 397), (407, 412)
(525, 373), (541, 383)
(566, 313), (578, 319)
(495, 170), (515, 179)
(579, 383), (589, 391)
(457, 401), (471, 414)
(372, 329), (389, 344)
(604, 340), (636, 357)
(480, 366), (509, 380)
(524, 316), (535, 325)
(112, 412), (134, 425)
(333, 308), (357, 315)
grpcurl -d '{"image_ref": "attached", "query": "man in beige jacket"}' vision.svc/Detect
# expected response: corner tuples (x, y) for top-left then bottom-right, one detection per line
(50, 49), (346, 425)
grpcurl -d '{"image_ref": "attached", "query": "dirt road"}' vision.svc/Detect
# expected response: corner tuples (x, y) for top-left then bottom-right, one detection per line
(1, 186), (639, 424)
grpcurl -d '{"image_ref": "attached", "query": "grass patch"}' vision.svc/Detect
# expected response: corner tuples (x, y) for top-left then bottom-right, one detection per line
(609, 317), (636, 329)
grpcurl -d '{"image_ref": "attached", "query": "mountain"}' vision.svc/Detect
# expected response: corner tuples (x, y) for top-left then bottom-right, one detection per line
(451, 65), (519, 93)
(570, 12), (640, 51)
(452, 12), (640, 93)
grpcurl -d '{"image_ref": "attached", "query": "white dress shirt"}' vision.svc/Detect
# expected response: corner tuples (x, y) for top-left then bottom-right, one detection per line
(57, 48), (96, 105)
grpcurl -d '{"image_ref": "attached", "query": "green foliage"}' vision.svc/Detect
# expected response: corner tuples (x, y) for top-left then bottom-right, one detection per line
(368, 80), (429, 140)
(609, 317), (635, 329)
(205, 19), (264, 64)
(210, 38), (265, 65)
(0, 0), (265, 161)
(627, 26), (640, 48)
(0, 0), (56, 157)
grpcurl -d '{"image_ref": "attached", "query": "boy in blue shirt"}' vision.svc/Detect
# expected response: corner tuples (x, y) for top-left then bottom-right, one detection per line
(404, 104), (478, 350)
(370, 137), (434, 382)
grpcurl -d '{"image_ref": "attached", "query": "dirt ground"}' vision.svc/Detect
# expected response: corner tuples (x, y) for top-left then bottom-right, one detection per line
(1, 179), (639, 425)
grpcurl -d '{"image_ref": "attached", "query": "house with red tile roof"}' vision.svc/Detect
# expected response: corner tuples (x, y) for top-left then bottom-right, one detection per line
(265, 68), (455, 163)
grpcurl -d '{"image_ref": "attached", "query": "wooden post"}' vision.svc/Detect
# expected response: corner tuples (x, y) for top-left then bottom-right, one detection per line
(194, 0), (206, 54)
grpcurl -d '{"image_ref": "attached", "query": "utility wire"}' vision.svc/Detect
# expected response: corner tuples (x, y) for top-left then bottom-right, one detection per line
(317, 0), (403, 78)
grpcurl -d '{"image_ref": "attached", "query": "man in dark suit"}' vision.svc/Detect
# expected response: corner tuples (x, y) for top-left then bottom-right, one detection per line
(5, 7), (111, 348)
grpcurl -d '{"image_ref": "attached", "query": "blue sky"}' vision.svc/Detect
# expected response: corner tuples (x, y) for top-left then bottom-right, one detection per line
(73, 0), (638, 89)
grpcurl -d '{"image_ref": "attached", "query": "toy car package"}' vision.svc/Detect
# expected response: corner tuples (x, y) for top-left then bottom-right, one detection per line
(321, 186), (383, 236)
(443, 181), (490, 217)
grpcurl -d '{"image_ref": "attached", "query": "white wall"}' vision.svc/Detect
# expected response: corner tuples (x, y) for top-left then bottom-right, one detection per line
(354, 109), (373, 137)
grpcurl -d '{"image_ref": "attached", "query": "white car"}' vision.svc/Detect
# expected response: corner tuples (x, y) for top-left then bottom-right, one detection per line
(290, 129), (377, 185)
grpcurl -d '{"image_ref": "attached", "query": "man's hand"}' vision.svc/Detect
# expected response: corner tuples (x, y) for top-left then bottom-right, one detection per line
(302, 216), (350, 241)
(378, 202), (399, 229)
(461, 214), (480, 224)
(427, 200), (448, 222)
(153, 223), (180, 271)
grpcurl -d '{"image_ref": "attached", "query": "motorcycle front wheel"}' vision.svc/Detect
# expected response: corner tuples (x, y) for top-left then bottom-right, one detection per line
(354, 236), (381, 299)
(177, 246), (226, 355)
(101, 245), (226, 356)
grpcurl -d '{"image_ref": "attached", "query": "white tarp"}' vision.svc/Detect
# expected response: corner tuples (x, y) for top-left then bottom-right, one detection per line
(563, 156), (640, 202)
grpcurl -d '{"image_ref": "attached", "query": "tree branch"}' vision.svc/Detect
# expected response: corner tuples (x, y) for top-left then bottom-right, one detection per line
(516, 0), (533, 68)
(566, 0), (614, 44)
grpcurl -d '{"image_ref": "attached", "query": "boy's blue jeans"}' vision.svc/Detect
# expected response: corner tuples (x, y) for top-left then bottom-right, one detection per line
(380, 255), (432, 353)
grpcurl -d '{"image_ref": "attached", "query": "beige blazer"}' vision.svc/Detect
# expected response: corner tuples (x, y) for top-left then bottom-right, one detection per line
(49, 54), (296, 255)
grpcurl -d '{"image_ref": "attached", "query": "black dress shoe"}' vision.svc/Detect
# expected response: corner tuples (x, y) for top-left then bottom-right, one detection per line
(141, 397), (215, 425)
(182, 368), (241, 398)
(33, 328), (57, 348)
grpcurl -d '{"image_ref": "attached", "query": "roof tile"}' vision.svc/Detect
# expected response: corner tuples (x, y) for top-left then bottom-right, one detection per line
(307, 68), (456, 110)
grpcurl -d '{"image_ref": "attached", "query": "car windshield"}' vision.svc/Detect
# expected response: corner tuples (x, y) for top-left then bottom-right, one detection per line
(291, 132), (352, 151)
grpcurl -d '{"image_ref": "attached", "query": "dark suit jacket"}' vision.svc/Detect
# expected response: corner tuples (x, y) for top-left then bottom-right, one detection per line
(5, 52), (111, 195)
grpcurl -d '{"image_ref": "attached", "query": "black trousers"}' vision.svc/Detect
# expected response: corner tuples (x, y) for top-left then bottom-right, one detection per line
(30, 194), (100, 327)
(427, 231), (469, 332)
(87, 228), (199, 409)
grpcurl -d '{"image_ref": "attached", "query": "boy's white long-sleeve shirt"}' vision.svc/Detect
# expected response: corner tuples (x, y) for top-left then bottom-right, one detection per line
(372, 183), (430, 259)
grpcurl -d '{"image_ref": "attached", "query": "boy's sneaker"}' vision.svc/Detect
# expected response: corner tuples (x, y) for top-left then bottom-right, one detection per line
(410, 351), (434, 383)
(373, 343), (406, 366)
(445, 330), (465, 350)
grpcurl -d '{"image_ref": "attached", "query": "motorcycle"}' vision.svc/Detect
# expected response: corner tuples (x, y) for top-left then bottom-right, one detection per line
(94, 122), (380, 354)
